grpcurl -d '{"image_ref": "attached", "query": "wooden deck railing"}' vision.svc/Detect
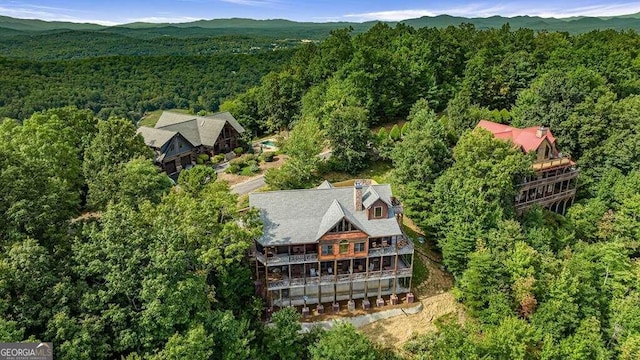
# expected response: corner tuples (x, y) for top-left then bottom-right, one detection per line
(267, 266), (412, 290)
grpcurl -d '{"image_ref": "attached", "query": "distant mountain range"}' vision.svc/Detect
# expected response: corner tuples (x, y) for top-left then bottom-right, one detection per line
(2, 13), (640, 38)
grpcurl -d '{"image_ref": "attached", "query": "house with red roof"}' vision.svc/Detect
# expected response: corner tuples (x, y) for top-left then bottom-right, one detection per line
(476, 120), (578, 214)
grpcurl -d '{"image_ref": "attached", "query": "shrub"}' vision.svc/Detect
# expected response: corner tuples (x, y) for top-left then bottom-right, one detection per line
(225, 164), (241, 174)
(229, 157), (246, 168)
(261, 151), (276, 162)
(500, 109), (511, 122)
(212, 154), (225, 164)
(245, 154), (258, 162)
(230, 154), (257, 168)
(401, 122), (410, 137)
(377, 128), (388, 140)
(196, 157), (204, 165)
(197, 153), (210, 162)
(389, 124), (401, 141)
(234, 147), (244, 155)
(240, 164), (260, 176)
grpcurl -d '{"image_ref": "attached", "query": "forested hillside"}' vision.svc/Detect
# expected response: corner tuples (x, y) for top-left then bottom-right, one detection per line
(0, 51), (293, 121)
(225, 23), (640, 359)
(4, 18), (640, 359)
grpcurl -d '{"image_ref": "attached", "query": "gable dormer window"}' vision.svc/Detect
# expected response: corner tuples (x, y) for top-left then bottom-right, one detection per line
(329, 218), (355, 233)
(374, 206), (383, 218)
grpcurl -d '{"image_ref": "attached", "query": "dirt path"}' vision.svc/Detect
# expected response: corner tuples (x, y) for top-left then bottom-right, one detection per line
(359, 216), (459, 350)
(359, 292), (461, 349)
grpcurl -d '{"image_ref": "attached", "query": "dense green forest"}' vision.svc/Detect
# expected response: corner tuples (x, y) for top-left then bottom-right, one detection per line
(4, 12), (640, 61)
(226, 23), (640, 359)
(0, 31), (302, 60)
(0, 51), (293, 121)
(4, 18), (640, 359)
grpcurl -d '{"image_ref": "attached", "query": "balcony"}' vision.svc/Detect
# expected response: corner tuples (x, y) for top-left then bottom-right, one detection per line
(368, 238), (414, 257)
(271, 285), (412, 307)
(519, 169), (579, 191)
(266, 264), (412, 290)
(516, 188), (576, 209)
(368, 246), (397, 257)
(532, 157), (572, 171)
(255, 252), (318, 266)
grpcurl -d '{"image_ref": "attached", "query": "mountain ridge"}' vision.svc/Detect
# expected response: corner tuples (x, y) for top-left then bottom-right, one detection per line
(3, 13), (640, 34)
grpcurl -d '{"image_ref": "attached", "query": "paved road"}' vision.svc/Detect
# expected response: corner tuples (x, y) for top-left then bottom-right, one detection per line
(230, 149), (331, 195)
(231, 174), (265, 194)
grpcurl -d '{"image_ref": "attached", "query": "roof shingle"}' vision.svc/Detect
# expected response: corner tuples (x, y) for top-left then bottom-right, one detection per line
(249, 184), (402, 246)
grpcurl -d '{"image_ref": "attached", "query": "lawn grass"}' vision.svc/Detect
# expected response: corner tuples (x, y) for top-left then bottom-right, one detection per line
(412, 250), (429, 285)
(237, 193), (249, 208)
(322, 161), (394, 185)
(138, 108), (192, 128)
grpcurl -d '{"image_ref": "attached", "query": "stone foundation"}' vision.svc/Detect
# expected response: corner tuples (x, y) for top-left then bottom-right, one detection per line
(362, 299), (371, 310)
(407, 293), (415, 303)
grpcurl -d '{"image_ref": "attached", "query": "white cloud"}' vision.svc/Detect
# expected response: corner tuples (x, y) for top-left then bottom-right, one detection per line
(341, 1), (640, 22)
(525, 3), (640, 18)
(127, 16), (201, 23)
(0, 4), (120, 25)
(219, 0), (280, 6)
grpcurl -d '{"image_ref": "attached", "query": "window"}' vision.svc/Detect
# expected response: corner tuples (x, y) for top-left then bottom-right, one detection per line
(330, 218), (355, 233)
(354, 242), (365, 253)
(321, 244), (332, 256)
(374, 206), (383, 218)
(339, 241), (349, 254)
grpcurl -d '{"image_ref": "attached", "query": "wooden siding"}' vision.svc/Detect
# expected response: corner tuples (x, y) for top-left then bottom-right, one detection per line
(213, 123), (241, 153)
(162, 133), (194, 159)
(318, 231), (368, 261)
(367, 199), (389, 220)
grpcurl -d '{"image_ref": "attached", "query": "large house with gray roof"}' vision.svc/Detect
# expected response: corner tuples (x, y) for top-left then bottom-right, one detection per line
(250, 180), (414, 314)
(137, 111), (244, 175)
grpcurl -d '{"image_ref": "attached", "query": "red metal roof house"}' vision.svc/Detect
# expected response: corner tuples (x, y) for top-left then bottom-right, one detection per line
(476, 120), (579, 214)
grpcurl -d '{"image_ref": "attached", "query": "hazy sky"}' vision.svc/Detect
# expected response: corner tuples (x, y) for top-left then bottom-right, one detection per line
(1, 0), (640, 25)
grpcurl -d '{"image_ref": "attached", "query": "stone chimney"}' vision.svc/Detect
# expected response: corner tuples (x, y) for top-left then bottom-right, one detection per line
(536, 126), (547, 138)
(354, 180), (363, 211)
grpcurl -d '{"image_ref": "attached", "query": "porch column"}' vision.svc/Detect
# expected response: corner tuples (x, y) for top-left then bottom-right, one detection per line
(364, 256), (370, 298)
(349, 258), (354, 300)
(408, 252), (414, 291)
(317, 258), (322, 306)
(333, 258), (338, 304)
(288, 261), (293, 307)
(265, 247), (270, 309)
(393, 237), (399, 295)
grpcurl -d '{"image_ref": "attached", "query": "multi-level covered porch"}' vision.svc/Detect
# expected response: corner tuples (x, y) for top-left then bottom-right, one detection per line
(254, 236), (414, 266)
(516, 162), (578, 214)
(262, 253), (413, 307)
